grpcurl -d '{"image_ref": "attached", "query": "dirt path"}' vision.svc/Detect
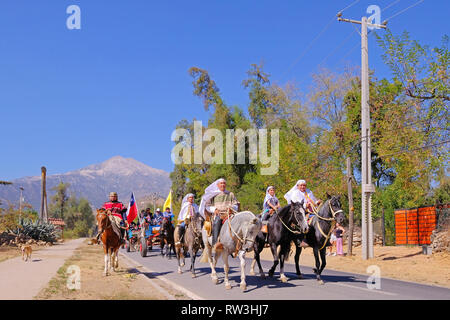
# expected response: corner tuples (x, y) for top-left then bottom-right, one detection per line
(0, 238), (85, 300)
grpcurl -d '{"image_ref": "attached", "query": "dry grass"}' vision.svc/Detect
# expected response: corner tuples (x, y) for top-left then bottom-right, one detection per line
(35, 240), (184, 300)
(255, 244), (450, 288)
(0, 245), (42, 263)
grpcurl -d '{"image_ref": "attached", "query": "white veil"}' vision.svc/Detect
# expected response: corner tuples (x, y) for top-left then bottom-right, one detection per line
(198, 178), (226, 219)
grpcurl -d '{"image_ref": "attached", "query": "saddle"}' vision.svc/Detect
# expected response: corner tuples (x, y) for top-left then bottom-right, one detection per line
(108, 214), (125, 240)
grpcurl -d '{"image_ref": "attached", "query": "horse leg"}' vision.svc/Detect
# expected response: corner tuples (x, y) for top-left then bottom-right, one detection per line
(223, 251), (231, 290)
(268, 243), (279, 278)
(115, 248), (119, 269)
(295, 245), (303, 279)
(176, 246), (183, 274)
(190, 246), (197, 278)
(318, 248), (327, 284)
(238, 250), (247, 291)
(279, 243), (289, 283)
(206, 244), (218, 284)
(103, 246), (109, 276)
(312, 246), (324, 285)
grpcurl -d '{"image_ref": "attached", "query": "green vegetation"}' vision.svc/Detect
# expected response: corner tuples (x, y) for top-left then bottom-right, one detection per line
(170, 31), (449, 245)
(49, 182), (95, 238)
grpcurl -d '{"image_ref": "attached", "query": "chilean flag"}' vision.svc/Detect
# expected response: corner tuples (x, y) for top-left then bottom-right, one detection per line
(126, 192), (138, 224)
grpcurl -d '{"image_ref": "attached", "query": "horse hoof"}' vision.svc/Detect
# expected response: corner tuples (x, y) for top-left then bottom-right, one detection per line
(240, 284), (247, 291)
(181, 262), (185, 267)
(318, 280), (324, 285)
(298, 274), (303, 279)
(178, 270), (182, 274)
(250, 270), (256, 276)
(192, 274), (196, 279)
(260, 273), (266, 279)
(280, 276), (288, 283)
(212, 277), (218, 284)
(225, 284), (232, 290)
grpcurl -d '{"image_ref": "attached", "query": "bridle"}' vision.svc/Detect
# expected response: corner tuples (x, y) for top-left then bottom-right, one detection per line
(278, 204), (308, 235)
(313, 199), (344, 250)
(227, 208), (256, 247)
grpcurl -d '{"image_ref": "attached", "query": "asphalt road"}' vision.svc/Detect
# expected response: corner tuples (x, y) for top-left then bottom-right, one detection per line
(120, 246), (450, 300)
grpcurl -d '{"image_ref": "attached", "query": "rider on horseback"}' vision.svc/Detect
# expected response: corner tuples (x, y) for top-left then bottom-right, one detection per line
(199, 178), (239, 252)
(284, 180), (322, 247)
(99, 192), (128, 244)
(175, 193), (198, 243)
(261, 186), (280, 235)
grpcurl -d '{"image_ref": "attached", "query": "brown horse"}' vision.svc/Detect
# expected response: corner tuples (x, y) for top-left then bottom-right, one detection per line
(96, 208), (123, 276)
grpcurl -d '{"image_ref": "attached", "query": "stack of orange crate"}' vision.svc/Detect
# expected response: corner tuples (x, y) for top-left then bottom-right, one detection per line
(418, 206), (436, 245)
(395, 209), (407, 245)
(406, 208), (419, 245)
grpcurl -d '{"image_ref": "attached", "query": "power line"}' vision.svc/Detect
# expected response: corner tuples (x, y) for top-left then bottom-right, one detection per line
(385, 0), (425, 21)
(280, 0), (362, 79)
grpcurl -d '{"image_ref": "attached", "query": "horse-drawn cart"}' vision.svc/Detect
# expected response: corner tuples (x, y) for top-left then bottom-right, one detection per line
(137, 222), (161, 257)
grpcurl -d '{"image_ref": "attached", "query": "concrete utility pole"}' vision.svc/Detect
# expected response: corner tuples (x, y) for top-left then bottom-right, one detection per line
(19, 187), (24, 215)
(338, 14), (386, 260)
(40, 167), (48, 222)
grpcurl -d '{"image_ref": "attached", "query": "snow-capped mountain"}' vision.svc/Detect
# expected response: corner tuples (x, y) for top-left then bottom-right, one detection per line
(0, 156), (171, 210)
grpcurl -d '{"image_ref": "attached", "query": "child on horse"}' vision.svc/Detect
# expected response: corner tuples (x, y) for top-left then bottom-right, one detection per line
(261, 186), (280, 235)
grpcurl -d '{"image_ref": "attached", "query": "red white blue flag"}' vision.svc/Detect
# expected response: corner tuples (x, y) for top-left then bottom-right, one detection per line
(126, 192), (138, 224)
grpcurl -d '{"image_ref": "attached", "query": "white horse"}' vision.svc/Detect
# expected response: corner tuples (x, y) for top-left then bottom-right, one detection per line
(200, 210), (261, 291)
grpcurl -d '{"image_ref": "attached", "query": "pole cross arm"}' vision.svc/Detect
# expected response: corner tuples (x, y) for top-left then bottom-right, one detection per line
(337, 17), (387, 29)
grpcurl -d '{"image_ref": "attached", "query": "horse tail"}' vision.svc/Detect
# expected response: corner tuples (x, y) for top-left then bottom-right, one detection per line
(199, 249), (209, 263)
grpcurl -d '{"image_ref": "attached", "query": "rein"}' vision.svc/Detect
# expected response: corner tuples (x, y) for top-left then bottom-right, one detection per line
(226, 208), (254, 246)
(314, 200), (343, 250)
(278, 206), (306, 235)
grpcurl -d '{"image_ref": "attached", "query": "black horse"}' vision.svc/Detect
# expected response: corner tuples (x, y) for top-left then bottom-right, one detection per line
(251, 201), (309, 283)
(160, 217), (176, 258)
(295, 194), (345, 284)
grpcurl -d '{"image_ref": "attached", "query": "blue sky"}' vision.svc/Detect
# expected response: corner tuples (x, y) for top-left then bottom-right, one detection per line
(0, 0), (448, 180)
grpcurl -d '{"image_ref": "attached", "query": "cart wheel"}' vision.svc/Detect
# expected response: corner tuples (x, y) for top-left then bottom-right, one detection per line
(140, 237), (148, 257)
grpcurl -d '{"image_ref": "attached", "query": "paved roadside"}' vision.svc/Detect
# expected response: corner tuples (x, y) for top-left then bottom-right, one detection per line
(0, 238), (85, 300)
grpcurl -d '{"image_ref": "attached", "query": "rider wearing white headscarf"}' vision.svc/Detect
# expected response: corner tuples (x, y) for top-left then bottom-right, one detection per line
(199, 178), (239, 248)
(178, 193), (199, 223)
(284, 179), (320, 213)
(176, 193), (199, 241)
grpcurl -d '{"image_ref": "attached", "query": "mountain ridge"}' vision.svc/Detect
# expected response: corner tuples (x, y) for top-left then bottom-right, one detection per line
(0, 156), (172, 210)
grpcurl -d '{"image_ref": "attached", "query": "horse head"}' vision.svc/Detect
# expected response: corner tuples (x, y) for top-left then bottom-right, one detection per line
(327, 194), (345, 224)
(96, 208), (110, 234)
(290, 200), (309, 233)
(240, 216), (262, 252)
(160, 217), (172, 236)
